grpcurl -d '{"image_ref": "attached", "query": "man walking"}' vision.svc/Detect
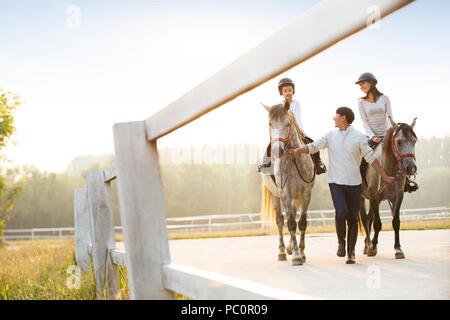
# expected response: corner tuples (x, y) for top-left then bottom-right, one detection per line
(287, 107), (393, 264)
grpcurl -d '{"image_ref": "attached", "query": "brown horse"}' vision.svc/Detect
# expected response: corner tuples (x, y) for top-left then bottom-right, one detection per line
(260, 101), (315, 265)
(359, 116), (418, 259)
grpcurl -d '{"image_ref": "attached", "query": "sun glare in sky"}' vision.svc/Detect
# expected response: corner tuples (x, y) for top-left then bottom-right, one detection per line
(1, 0), (449, 172)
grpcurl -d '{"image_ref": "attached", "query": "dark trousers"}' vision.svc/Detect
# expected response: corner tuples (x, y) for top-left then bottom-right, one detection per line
(329, 183), (362, 225)
(329, 183), (362, 254)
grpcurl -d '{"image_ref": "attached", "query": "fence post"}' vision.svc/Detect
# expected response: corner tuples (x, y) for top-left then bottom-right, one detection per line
(74, 188), (92, 271)
(113, 121), (173, 300)
(86, 171), (120, 299)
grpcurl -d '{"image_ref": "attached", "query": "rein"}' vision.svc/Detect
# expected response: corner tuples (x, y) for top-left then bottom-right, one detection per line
(269, 118), (315, 200)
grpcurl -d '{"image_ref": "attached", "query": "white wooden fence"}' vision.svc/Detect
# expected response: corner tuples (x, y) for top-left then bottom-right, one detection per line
(4, 207), (448, 240)
(71, 0), (415, 300)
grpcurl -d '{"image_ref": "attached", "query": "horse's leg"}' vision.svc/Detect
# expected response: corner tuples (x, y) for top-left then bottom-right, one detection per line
(280, 191), (301, 265)
(271, 194), (286, 261)
(286, 205), (294, 255)
(298, 193), (312, 262)
(358, 198), (371, 255)
(393, 193), (405, 259)
(368, 206), (374, 236)
(288, 204), (302, 266)
(368, 199), (381, 257)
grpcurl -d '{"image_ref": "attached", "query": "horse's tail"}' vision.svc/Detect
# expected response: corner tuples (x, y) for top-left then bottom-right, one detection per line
(357, 199), (368, 235)
(260, 180), (276, 231)
(357, 209), (364, 235)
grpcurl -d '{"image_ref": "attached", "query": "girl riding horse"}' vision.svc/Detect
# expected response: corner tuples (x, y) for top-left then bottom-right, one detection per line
(258, 78), (326, 175)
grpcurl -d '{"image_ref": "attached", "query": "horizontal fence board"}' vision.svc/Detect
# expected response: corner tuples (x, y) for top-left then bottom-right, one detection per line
(4, 207), (449, 239)
(162, 263), (317, 300)
(145, 0), (414, 141)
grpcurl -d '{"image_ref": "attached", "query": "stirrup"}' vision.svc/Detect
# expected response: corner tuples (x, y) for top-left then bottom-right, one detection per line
(257, 162), (271, 173)
(316, 163), (327, 175)
(405, 179), (419, 193)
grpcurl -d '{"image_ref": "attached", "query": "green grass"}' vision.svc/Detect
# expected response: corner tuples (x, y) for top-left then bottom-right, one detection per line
(0, 238), (183, 300)
(0, 239), (96, 299)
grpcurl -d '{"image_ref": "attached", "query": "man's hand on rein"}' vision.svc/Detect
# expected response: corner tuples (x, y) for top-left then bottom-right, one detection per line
(286, 145), (308, 156)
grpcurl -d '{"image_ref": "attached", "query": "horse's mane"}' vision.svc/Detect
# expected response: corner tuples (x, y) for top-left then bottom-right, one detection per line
(268, 104), (288, 122)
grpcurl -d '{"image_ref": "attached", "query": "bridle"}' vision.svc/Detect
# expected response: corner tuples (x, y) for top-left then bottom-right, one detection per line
(391, 127), (416, 170)
(268, 117), (293, 168)
(269, 118), (293, 147)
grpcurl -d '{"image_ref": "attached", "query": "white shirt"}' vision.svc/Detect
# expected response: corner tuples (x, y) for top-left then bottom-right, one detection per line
(284, 99), (308, 137)
(358, 95), (393, 138)
(307, 126), (377, 186)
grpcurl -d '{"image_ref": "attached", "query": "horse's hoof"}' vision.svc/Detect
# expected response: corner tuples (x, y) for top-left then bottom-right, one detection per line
(395, 251), (405, 259)
(286, 245), (292, 255)
(363, 239), (371, 255)
(367, 246), (377, 257)
(292, 257), (303, 266)
(278, 253), (287, 261)
(300, 254), (306, 262)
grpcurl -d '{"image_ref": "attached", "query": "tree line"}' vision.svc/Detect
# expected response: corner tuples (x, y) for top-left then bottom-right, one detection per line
(3, 136), (450, 230)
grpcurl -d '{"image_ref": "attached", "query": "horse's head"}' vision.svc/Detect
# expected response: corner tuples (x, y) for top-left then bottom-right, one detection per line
(388, 116), (418, 176)
(261, 101), (293, 159)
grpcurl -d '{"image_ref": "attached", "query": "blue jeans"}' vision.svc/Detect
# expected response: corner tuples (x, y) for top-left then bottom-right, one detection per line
(329, 183), (362, 225)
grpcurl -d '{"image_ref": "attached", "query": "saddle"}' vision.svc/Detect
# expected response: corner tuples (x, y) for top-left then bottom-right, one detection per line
(360, 139), (380, 186)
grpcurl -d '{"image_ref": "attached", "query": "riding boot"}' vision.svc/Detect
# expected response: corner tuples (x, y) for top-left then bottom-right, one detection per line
(346, 222), (357, 264)
(360, 158), (368, 186)
(335, 219), (346, 257)
(303, 136), (327, 175)
(311, 152), (327, 175)
(404, 177), (419, 193)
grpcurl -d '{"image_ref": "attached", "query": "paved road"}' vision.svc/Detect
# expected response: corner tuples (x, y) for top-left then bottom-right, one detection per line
(120, 229), (450, 299)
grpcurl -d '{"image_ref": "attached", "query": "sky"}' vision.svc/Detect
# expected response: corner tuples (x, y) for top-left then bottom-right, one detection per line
(0, 0), (449, 173)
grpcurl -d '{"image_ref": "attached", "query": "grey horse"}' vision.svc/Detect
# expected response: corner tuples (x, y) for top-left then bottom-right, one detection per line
(359, 116), (418, 259)
(260, 101), (315, 265)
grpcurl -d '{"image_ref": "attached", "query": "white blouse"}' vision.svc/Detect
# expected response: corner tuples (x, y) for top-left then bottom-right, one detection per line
(358, 95), (393, 138)
(284, 99), (308, 137)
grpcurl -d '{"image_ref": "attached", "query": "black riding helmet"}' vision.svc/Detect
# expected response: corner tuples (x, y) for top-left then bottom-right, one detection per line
(278, 78), (295, 95)
(355, 72), (377, 85)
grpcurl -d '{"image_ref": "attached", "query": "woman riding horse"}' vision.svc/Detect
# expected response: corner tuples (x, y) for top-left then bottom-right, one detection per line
(359, 117), (418, 259)
(356, 72), (418, 193)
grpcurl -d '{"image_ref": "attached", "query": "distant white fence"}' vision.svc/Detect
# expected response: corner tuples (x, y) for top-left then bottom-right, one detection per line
(5, 207), (448, 240)
(66, 0), (415, 300)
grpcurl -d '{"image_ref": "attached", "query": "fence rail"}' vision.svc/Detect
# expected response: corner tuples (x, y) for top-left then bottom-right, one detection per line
(4, 207), (447, 240)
